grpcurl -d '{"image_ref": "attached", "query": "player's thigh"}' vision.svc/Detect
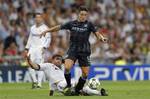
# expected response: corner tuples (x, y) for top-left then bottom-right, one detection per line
(78, 55), (91, 67)
(65, 49), (77, 70)
(78, 55), (91, 77)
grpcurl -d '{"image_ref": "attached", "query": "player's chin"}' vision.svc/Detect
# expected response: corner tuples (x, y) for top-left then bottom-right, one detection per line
(56, 63), (61, 67)
(80, 18), (86, 22)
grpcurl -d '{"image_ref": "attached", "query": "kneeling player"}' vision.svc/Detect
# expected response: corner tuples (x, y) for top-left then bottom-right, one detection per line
(27, 54), (68, 95)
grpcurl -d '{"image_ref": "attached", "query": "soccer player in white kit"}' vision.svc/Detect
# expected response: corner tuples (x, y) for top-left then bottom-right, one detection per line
(25, 13), (51, 88)
(27, 54), (67, 95)
(27, 54), (108, 96)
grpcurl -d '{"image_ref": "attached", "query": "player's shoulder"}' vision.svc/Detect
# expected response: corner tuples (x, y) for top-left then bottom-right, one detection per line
(87, 21), (93, 24)
(39, 63), (54, 69)
(87, 21), (94, 26)
(42, 63), (53, 66)
(72, 20), (91, 24)
(67, 20), (77, 24)
(72, 20), (78, 23)
(41, 24), (49, 28)
(30, 24), (36, 29)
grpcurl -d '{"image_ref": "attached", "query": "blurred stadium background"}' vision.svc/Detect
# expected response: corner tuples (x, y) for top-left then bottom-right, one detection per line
(0, 0), (150, 98)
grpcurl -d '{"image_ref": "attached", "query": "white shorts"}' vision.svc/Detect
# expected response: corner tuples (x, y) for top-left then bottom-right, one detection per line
(28, 47), (44, 64)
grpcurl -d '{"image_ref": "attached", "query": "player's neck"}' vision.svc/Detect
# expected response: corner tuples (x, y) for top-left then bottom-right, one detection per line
(77, 19), (86, 23)
(36, 23), (43, 27)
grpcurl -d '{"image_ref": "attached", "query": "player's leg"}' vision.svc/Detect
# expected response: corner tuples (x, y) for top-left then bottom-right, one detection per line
(36, 70), (44, 88)
(34, 58), (44, 88)
(49, 90), (54, 96)
(49, 83), (57, 96)
(28, 49), (38, 88)
(28, 67), (37, 89)
(35, 48), (45, 88)
(75, 66), (89, 94)
(64, 59), (75, 87)
(47, 64), (68, 95)
(74, 55), (90, 95)
(64, 46), (77, 88)
(57, 79), (67, 92)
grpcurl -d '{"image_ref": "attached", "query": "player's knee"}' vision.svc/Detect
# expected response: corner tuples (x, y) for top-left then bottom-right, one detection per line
(82, 70), (89, 77)
(65, 65), (70, 71)
(82, 73), (88, 78)
(57, 80), (67, 92)
(64, 59), (74, 70)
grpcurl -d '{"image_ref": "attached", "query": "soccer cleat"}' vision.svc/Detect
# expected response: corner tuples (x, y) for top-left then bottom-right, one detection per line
(70, 91), (80, 96)
(81, 93), (90, 96)
(49, 90), (54, 96)
(63, 87), (72, 96)
(79, 90), (90, 96)
(100, 88), (108, 96)
(32, 82), (37, 89)
(37, 85), (42, 89)
(69, 89), (80, 96)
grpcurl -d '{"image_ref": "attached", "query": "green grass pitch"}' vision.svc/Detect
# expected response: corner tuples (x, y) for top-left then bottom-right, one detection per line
(0, 81), (150, 99)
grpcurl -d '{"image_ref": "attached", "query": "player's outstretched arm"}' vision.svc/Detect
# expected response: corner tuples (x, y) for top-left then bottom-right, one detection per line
(40, 25), (61, 37)
(26, 55), (40, 70)
(94, 32), (108, 43)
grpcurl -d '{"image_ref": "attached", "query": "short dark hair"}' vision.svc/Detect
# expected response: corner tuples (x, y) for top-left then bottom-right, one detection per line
(52, 54), (62, 59)
(52, 54), (64, 63)
(79, 6), (88, 12)
(33, 13), (42, 18)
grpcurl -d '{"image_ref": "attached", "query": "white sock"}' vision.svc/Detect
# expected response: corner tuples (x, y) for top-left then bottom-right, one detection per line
(28, 67), (37, 83)
(83, 86), (101, 96)
(37, 71), (44, 87)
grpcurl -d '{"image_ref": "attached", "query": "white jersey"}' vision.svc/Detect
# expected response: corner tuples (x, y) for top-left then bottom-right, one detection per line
(25, 24), (51, 64)
(39, 63), (65, 84)
(25, 24), (51, 49)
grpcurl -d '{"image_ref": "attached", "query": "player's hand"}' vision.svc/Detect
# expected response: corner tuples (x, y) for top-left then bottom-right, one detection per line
(40, 31), (47, 38)
(101, 37), (108, 43)
(26, 54), (31, 65)
(98, 28), (108, 43)
(41, 47), (46, 55)
(26, 54), (30, 61)
(23, 49), (28, 58)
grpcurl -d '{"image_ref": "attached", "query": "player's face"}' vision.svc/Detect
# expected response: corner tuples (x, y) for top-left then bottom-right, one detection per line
(35, 14), (43, 24)
(53, 57), (62, 66)
(78, 11), (88, 22)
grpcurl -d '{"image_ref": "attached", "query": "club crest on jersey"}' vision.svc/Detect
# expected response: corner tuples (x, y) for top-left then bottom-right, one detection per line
(84, 24), (88, 27)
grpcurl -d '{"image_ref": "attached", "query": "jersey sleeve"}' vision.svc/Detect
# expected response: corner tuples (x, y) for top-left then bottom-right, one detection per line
(42, 26), (51, 48)
(25, 28), (32, 49)
(89, 22), (97, 33)
(38, 63), (49, 71)
(60, 22), (71, 30)
(43, 33), (51, 48)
